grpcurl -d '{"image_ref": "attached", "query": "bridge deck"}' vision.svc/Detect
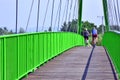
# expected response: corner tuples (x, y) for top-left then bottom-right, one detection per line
(22, 46), (117, 80)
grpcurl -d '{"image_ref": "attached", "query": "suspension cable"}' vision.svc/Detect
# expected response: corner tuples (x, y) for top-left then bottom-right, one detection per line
(112, 0), (119, 26)
(68, 0), (73, 23)
(68, 0), (73, 31)
(65, 0), (69, 24)
(72, 0), (77, 32)
(107, 0), (112, 26)
(76, 0), (78, 19)
(107, 0), (120, 31)
(53, 0), (60, 30)
(36, 0), (40, 32)
(65, 0), (69, 31)
(61, 0), (68, 26)
(50, 0), (55, 31)
(57, 0), (62, 31)
(116, 0), (120, 30)
(25, 0), (35, 32)
(16, 0), (18, 33)
(73, 0), (77, 19)
(42, 0), (50, 31)
(53, 8), (59, 30)
(110, 0), (116, 26)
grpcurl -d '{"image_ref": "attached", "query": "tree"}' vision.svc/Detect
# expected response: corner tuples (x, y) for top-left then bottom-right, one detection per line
(61, 19), (78, 33)
(19, 27), (25, 33)
(48, 27), (52, 31)
(3, 27), (9, 34)
(110, 25), (120, 31)
(61, 19), (97, 34)
(0, 27), (10, 35)
(82, 21), (96, 32)
(0, 28), (4, 35)
(61, 22), (67, 31)
(8, 30), (14, 34)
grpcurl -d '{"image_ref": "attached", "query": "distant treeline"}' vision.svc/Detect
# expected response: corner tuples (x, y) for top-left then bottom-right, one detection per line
(0, 27), (25, 35)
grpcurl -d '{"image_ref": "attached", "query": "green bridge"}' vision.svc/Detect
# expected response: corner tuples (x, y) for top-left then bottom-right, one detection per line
(0, 0), (120, 80)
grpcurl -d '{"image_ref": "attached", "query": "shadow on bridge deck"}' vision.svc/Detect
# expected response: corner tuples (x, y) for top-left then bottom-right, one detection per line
(22, 46), (117, 80)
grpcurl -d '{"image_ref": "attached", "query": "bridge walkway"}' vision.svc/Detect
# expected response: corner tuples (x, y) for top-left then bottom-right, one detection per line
(22, 46), (117, 80)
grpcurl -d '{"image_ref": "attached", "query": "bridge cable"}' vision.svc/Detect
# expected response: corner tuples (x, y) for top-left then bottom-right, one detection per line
(110, 0), (116, 26)
(107, 0), (114, 27)
(36, 0), (40, 32)
(57, 0), (62, 31)
(116, 0), (120, 30)
(72, 0), (77, 32)
(50, 0), (55, 31)
(112, 0), (119, 27)
(109, 0), (120, 30)
(110, 0), (119, 30)
(42, 0), (50, 31)
(108, 0), (116, 30)
(67, 0), (73, 31)
(61, 0), (68, 27)
(68, 0), (73, 31)
(53, 0), (61, 31)
(65, 0), (69, 31)
(25, 0), (35, 32)
(16, 0), (18, 33)
(73, 0), (77, 20)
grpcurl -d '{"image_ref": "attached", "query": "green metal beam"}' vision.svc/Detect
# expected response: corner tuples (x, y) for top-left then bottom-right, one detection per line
(0, 32), (85, 80)
(78, 0), (83, 34)
(102, 0), (109, 31)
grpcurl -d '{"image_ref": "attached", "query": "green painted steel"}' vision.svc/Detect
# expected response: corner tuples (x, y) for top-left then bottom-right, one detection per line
(0, 32), (84, 80)
(102, 0), (109, 31)
(78, 0), (83, 34)
(0, 39), (4, 80)
(102, 32), (120, 78)
(77, 0), (109, 33)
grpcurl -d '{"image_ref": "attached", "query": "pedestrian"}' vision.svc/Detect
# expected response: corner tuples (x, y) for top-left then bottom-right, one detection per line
(83, 28), (91, 47)
(92, 27), (98, 46)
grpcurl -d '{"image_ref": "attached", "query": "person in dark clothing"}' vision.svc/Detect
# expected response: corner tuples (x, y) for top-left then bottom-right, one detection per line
(83, 28), (91, 47)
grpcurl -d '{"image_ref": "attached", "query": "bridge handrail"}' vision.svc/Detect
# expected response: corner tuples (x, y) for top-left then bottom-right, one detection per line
(0, 32), (84, 80)
(102, 31), (120, 78)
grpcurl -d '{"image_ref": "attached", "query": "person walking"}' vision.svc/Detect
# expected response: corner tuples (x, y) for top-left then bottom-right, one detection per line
(83, 28), (91, 47)
(92, 27), (98, 46)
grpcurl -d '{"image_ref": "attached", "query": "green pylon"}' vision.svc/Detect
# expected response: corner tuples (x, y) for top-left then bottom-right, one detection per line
(78, 0), (83, 34)
(102, 0), (109, 32)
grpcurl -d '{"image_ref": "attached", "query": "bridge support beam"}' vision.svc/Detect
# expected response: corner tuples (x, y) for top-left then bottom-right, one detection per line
(78, 0), (83, 34)
(102, 0), (109, 31)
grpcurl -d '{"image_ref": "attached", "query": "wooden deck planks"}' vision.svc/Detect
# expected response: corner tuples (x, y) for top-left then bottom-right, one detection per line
(84, 46), (116, 80)
(22, 46), (117, 80)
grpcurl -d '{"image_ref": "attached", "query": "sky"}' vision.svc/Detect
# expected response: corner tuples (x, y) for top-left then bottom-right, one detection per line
(82, 0), (104, 25)
(0, 0), (104, 32)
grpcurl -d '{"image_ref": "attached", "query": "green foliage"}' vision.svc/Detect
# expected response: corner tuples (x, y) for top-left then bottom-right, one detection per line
(96, 34), (103, 46)
(61, 22), (67, 31)
(48, 27), (52, 31)
(60, 19), (105, 46)
(97, 25), (106, 34)
(61, 20), (97, 34)
(19, 27), (25, 33)
(0, 27), (14, 35)
(61, 19), (78, 33)
(81, 21), (97, 33)
(0, 27), (26, 35)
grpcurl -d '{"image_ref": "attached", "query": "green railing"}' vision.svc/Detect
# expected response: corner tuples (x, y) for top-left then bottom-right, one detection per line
(0, 32), (84, 80)
(102, 31), (120, 78)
